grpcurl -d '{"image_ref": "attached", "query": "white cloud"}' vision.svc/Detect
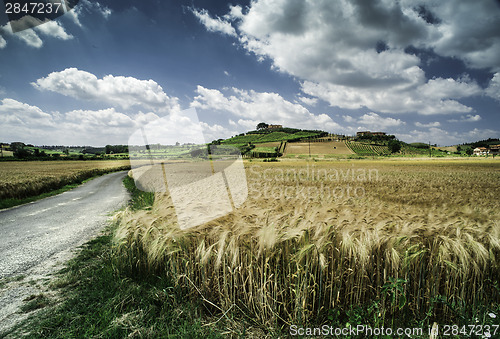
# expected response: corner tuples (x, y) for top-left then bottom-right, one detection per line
(425, 0), (500, 72)
(191, 86), (341, 132)
(0, 19), (72, 48)
(301, 75), (479, 115)
(297, 96), (318, 106)
(32, 68), (180, 112)
(1, 23), (43, 47)
(342, 115), (355, 123)
(195, 0), (496, 115)
(486, 73), (500, 101)
(35, 21), (73, 40)
(200, 122), (239, 143)
(191, 8), (237, 37)
(237, 119), (260, 130)
(0, 98), (55, 127)
(448, 114), (482, 123)
(0, 97), (186, 145)
(66, 7), (83, 27)
(65, 108), (136, 128)
(0, 35), (6, 48)
(415, 121), (441, 128)
(357, 112), (404, 129)
(79, 0), (112, 19)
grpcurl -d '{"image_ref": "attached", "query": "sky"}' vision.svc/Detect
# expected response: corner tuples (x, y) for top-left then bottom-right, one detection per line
(0, 0), (499, 146)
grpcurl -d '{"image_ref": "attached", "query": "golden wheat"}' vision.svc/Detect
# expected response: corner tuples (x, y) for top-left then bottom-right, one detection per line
(115, 159), (500, 327)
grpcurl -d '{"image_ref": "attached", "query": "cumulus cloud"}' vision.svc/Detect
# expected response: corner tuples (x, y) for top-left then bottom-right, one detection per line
(301, 75), (480, 115)
(200, 121), (239, 143)
(0, 19), (72, 48)
(342, 115), (355, 123)
(297, 96), (318, 106)
(191, 86), (341, 132)
(191, 8), (237, 37)
(0, 97), (189, 145)
(194, 0), (497, 115)
(448, 114), (482, 123)
(0, 98), (55, 127)
(32, 68), (180, 112)
(65, 108), (136, 129)
(415, 121), (441, 128)
(357, 112), (404, 129)
(426, 0), (500, 72)
(78, 0), (112, 19)
(0, 35), (6, 48)
(35, 21), (73, 40)
(486, 73), (500, 101)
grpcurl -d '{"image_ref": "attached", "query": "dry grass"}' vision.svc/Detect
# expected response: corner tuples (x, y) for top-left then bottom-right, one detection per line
(115, 159), (500, 327)
(0, 160), (130, 200)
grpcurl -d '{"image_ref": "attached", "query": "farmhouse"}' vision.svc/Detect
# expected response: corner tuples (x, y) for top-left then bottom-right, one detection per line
(268, 124), (282, 130)
(473, 146), (500, 156)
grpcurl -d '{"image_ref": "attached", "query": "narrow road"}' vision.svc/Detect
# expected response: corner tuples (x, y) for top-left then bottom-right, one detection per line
(0, 171), (129, 334)
(0, 171), (129, 278)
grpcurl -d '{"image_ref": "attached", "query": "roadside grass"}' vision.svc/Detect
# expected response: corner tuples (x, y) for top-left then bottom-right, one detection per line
(20, 294), (51, 313)
(0, 182), (82, 210)
(0, 275), (25, 289)
(4, 176), (232, 338)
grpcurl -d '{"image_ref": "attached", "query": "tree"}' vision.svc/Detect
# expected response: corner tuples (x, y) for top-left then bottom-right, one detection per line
(14, 148), (32, 159)
(257, 122), (269, 130)
(388, 140), (401, 153)
(456, 145), (462, 152)
(465, 148), (473, 156)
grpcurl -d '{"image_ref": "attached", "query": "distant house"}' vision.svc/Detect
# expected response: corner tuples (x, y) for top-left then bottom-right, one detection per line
(473, 147), (489, 156)
(489, 145), (500, 155)
(267, 124), (282, 130)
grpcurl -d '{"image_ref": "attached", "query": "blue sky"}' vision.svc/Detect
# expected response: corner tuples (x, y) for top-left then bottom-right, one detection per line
(0, 0), (499, 146)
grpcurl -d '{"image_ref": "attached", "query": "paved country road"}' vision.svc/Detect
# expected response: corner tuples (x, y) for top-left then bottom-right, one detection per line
(0, 171), (130, 334)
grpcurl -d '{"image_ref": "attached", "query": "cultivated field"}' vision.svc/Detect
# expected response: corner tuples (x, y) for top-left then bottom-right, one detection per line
(115, 159), (500, 329)
(0, 160), (130, 201)
(284, 141), (353, 156)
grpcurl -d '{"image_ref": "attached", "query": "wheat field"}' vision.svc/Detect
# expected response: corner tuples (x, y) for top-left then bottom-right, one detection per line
(0, 160), (131, 200)
(115, 159), (500, 328)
